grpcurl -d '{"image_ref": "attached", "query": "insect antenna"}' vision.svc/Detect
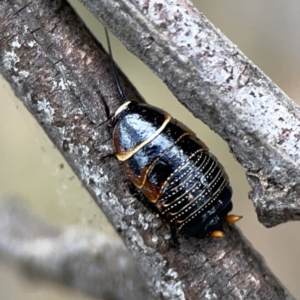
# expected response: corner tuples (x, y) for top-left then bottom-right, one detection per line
(105, 28), (127, 103)
(99, 94), (111, 123)
(97, 28), (127, 126)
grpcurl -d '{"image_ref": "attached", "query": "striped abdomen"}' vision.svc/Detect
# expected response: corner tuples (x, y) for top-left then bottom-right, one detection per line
(113, 101), (233, 238)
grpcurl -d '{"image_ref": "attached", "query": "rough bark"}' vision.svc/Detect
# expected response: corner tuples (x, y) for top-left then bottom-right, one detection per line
(78, 0), (300, 229)
(0, 199), (148, 300)
(0, 0), (295, 299)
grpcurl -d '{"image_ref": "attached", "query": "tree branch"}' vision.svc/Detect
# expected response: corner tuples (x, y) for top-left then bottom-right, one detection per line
(0, 199), (148, 300)
(79, 0), (300, 228)
(0, 0), (294, 299)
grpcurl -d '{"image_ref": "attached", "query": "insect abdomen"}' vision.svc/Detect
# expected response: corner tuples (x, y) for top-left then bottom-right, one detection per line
(113, 102), (233, 238)
(157, 149), (232, 238)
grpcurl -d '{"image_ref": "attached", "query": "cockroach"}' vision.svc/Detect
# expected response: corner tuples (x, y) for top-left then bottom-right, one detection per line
(104, 28), (242, 245)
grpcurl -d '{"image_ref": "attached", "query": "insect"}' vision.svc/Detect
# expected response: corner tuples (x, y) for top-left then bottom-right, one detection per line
(104, 29), (242, 244)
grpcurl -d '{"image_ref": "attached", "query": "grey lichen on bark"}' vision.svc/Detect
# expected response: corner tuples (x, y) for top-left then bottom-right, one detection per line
(79, 0), (300, 229)
(0, 0), (295, 299)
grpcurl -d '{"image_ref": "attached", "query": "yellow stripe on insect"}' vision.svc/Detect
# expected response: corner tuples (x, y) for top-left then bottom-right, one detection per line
(116, 113), (171, 161)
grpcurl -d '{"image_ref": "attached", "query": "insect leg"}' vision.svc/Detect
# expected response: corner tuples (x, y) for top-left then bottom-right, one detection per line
(128, 183), (180, 247)
(128, 183), (161, 216)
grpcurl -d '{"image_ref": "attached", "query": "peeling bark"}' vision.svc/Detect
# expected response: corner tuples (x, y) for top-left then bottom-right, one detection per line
(0, 0), (295, 299)
(78, 0), (300, 228)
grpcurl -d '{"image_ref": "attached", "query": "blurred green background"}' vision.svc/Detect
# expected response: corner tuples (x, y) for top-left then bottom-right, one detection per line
(1, 0), (300, 298)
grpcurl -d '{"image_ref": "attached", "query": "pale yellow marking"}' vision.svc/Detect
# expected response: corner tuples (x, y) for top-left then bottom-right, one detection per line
(166, 159), (218, 216)
(176, 177), (227, 226)
(188, 193), (194, 201)
(162, 181), (199, 208)
(113, 101), (131, 119)
(168, 187), (207, 217)
(159, 148), (203, 194)
(168, 151), (207, 193)
(117, 114), (172, 161)
(135, 132), (193, 189)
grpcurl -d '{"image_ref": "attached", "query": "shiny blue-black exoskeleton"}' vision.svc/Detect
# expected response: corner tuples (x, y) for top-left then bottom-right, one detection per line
(105, 29), (241, 244)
